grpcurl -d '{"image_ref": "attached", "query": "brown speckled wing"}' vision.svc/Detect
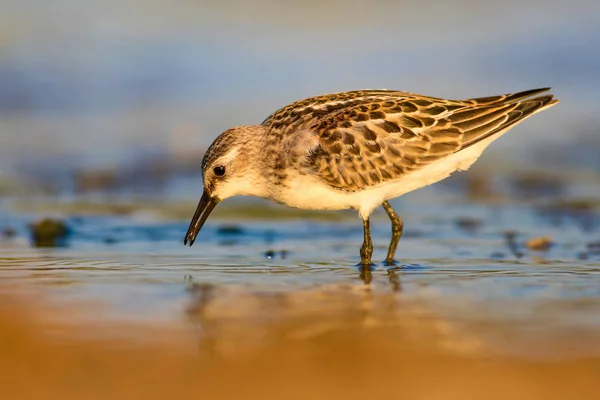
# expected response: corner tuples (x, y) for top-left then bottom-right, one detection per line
(261, 90), (435, 135)
(264, 88), (556, 192)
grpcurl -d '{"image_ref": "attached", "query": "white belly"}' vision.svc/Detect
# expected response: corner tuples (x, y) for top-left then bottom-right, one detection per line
(271, 133), (500, 219)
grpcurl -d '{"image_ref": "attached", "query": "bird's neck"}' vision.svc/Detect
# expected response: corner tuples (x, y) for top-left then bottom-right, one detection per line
(230, 126), (274, 200)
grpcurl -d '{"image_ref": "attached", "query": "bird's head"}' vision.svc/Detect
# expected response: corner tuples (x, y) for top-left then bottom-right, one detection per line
(184, 125), (268, 246)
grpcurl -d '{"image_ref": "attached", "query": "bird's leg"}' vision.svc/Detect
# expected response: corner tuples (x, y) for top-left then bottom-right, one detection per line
(359, 218), (374, 266)
(358, 217), (374, 284)
(382, 201), (404, 266)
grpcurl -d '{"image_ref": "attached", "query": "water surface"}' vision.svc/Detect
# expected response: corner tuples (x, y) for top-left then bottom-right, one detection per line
(2, 188), (600, 360)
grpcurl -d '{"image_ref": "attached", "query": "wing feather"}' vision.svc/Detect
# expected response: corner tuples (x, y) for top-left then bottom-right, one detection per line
(263, 88), (558, 192)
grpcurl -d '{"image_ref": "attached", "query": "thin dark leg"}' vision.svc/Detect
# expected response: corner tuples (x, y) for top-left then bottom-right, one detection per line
(382, 201), (404, 266)
(359, 217), (374, 285)
(359, 218), (373, 266)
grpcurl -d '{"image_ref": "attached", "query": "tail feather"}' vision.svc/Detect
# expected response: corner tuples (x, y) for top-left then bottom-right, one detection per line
(464, 87), (552, 106)
(459, 91), (558, 151)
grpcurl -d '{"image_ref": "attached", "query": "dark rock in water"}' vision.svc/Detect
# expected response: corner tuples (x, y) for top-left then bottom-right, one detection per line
(216, 225), (244, 236)
(28, 218), (70, 247)
(263, 249), (289, 259)
(1, 227), (16, 240)
(104, 236), (118, 245)
(455, 217), (483, 233)
(265, 250), (276, 260)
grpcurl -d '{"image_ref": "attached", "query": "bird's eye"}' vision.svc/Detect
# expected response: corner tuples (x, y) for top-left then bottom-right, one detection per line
(213, 165), (226, 177)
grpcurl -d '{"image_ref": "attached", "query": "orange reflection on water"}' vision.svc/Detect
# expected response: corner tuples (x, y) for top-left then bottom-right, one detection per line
(2, 286), (600, 400)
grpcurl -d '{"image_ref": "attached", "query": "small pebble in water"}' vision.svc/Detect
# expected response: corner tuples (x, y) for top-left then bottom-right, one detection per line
(525, 236), (553, 251)
(263, 250), (290, 259)
(28, 218), (70, 247)
(265, 250), (275, 259)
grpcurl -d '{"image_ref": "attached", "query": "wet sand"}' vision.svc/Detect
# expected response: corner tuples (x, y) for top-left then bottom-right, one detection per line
(2, 285), (600, 400)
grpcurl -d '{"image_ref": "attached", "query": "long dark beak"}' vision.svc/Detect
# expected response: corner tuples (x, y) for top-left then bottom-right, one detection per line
(184, 191), (220, 246)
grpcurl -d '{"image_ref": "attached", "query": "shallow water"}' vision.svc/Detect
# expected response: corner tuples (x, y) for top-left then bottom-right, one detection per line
(2, 188), (600, 361)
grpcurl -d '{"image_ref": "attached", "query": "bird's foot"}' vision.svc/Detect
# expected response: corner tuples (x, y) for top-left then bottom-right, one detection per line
(383, 259), (399, 267)
(355, 262), (376, 270)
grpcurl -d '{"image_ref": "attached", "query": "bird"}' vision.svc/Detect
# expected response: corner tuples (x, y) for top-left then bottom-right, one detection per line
(184, 87), (558, 266)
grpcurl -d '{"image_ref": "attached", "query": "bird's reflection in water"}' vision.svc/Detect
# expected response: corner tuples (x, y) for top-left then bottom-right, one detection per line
(184, 263), (405, 355)
(358, 265), (373, 285)
(358, 265), (402, 292)
(386, 267), (402, 292)
(184, 277), (219, 355)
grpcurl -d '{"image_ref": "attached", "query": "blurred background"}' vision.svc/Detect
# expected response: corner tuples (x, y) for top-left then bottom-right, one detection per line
(3, 3), (600, 397)
(1, 0), (599, 200)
